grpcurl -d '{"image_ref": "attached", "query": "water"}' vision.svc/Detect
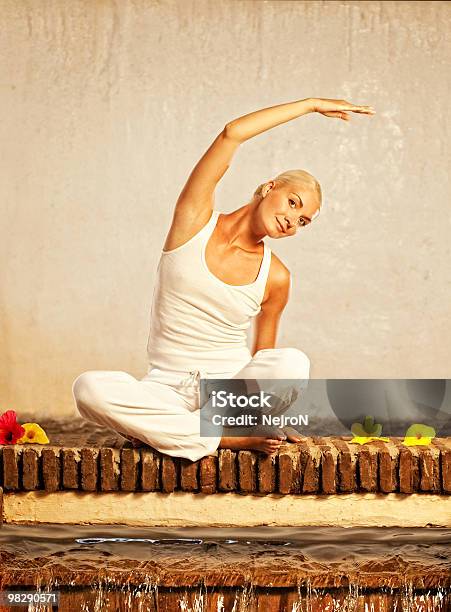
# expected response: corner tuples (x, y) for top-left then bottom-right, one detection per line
(0, 524), (450, 610)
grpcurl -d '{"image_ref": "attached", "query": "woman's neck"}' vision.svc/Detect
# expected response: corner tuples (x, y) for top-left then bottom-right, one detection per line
(221, 202), (265, 251)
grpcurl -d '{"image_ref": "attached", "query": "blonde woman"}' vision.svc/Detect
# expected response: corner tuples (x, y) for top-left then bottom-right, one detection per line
(73, 97), (375, 462)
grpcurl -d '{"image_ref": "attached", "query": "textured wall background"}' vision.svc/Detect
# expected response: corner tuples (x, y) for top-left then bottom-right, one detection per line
(1, 0), (450, 418)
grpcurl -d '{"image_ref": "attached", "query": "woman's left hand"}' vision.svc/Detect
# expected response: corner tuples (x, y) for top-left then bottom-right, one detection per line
(310, 98), (376, 121)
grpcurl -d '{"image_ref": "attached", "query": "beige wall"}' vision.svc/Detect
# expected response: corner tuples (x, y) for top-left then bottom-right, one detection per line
(1, 0), (450, 419)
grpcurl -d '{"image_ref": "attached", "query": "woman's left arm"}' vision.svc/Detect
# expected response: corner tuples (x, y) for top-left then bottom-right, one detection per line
(251, 263), (291, 355)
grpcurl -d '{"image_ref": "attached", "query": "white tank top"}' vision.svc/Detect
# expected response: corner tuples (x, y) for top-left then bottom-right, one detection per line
(146, 209), (272, 374)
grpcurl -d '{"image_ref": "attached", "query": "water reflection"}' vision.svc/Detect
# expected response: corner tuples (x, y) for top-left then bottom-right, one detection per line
(0, 525), (449, 610)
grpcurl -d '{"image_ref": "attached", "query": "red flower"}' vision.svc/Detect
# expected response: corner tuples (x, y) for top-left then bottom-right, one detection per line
(0, 410), (25, 445)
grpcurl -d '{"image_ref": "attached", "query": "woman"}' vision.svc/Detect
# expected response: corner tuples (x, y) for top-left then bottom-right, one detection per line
(72, 97), (375, 462)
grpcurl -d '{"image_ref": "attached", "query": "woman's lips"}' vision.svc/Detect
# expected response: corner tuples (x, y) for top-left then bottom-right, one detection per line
(276, 218), (286, 233)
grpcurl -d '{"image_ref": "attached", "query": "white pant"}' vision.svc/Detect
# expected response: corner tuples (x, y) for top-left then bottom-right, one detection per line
(72, 348), (310, 462)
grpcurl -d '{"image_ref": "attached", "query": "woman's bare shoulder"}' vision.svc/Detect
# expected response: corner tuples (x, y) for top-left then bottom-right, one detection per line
(262, 250), (291, 303)
(269, 251), (291, 281)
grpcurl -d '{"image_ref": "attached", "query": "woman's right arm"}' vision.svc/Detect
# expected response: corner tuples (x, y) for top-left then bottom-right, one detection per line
(226, 97), (375, 142)
(225, 97), (314, 143)
(164, 97), (374, 251)
(173, 126), (241, 220)
(173, 98), (316, 223)
(173, 96), (374, 219)
(162, 127), (242, 252)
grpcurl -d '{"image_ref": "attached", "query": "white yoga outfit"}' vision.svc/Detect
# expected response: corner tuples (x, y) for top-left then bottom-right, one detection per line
(72, 210), (310, 461)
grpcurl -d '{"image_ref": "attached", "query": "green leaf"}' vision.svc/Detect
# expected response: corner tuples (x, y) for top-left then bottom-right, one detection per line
(351, 415), (382, 437)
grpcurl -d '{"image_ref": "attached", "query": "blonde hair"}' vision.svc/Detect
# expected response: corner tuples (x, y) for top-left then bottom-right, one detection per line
(254, 169), (322, 208)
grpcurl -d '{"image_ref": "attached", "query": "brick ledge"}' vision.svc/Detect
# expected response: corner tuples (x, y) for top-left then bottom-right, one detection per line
(0, 419), (449, 495)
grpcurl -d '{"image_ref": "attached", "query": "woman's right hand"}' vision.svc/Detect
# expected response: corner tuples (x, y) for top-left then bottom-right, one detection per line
(310, 98), (376, 121)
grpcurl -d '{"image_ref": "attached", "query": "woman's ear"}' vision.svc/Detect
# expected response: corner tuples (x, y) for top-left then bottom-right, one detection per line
(262, 180), (275, 197)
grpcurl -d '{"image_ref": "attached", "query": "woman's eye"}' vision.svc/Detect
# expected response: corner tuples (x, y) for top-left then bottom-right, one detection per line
(297, 218), (306, 227)
(289, 199), (296, 208)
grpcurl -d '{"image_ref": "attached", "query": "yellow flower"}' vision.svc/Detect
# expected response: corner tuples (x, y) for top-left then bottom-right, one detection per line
(402, 424), (435, 447)
(403, 437), (433, 447)
(16, 423), (49, 444)
(350, 436), (390, 445)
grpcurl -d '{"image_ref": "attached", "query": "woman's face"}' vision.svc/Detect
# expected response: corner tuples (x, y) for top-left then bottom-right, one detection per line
(259, 181), (321, 238)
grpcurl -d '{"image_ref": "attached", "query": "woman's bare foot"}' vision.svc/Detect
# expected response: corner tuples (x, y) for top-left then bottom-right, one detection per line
(282, 426), (304, 443)
(219, 436), (285, 455)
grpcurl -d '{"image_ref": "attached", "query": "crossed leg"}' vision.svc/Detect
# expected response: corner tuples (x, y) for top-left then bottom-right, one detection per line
(72, 347), (310, 461)
(217, 347), (310, 452)
(72, 370), (221, 462)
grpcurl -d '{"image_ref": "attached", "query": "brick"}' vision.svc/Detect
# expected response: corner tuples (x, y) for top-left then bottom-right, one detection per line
(161, 456), (178, 493)
(218, 449), (237, 491)
(419, 446), (441, 492)
(431, 438), (451, 493)
(313, 437), (339, 494)
(62, 448), (80, 489)
(141, 449), (161, 491)
(399, 446), (420, 493)
(238, 451), (257, 493)
(41, 448), (61, 492)
(378, 439), (400, 493)
(120, 448), (140, 491)
(442, 449), (451, 493)
(301, 439), (321, 493)
(2, 447), (21, 491)
(331, 438), (360, 492)
(358, 443), (379, 493)
(180, 459), (199, 492)
(22, 447), (40, 490)
(99, 448), (120, 491)
(278, 445), (301, 494)
(80, 448), (99, 491)
(258, 453), (277, 493)
(199, 454), (217, 494)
